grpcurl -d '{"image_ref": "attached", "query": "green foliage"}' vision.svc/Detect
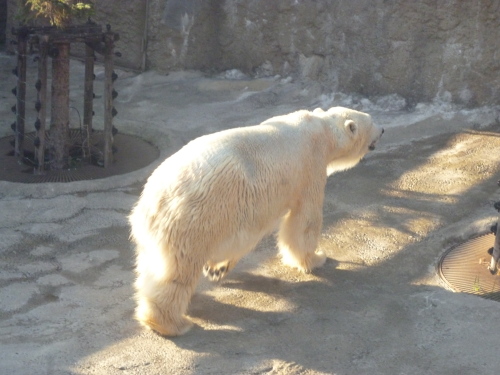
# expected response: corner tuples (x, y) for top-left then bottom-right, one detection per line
(18, 0), (95, 28)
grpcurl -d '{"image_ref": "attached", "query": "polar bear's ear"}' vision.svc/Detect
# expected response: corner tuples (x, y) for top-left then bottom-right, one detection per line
(345, 119), (357, 134)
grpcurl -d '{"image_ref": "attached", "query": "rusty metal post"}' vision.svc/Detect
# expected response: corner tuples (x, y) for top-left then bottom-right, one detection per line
(83, 43), (95, 161)
(49, 41), (71, 170)
(35, 36), (48, 173)
(15, 27), (28, 162)
(103, 32), (115, 168)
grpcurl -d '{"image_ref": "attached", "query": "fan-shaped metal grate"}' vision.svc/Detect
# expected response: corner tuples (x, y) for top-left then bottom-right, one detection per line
(0, 132), (159, 183)
(438, 233), (500, 302)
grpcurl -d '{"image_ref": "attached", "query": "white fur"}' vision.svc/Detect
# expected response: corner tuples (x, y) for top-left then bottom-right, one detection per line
(129, 106), (383, 336)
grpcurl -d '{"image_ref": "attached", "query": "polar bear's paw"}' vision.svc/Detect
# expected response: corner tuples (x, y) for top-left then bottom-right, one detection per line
(203, 261), (230, 281)
(135, 298), (194, 336)
(281, 249), (327, 273)
(141, 314), (193, 337)
(308, 250), (327, 270)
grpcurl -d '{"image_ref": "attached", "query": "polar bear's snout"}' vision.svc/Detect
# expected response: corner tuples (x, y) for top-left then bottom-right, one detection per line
(369, 127), (384, 151)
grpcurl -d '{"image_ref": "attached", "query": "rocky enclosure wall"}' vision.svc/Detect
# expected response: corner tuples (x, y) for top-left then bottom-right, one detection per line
(6, 0), (500, 107)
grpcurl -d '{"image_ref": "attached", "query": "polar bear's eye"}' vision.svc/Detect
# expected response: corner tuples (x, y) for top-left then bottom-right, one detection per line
(345, 120), (356, 134)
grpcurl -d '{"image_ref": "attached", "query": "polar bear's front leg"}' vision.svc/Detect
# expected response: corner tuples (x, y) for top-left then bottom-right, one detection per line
(277, 200), (326, 273)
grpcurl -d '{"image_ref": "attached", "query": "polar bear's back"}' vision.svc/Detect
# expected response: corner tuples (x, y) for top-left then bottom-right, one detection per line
(132, 122), (310, 252)
(153, 121), (308, 191)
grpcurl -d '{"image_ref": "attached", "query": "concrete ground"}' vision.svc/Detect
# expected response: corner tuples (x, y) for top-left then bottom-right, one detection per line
(1, 53), (500, 375)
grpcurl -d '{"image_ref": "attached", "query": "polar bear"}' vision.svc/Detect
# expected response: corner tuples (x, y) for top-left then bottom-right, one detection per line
(129, 106), (383, 336)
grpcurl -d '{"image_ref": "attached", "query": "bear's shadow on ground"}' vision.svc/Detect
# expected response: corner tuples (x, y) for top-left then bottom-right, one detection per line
(175, 261), (350, 344)
(160, 254), (451, 374)
(188, 258), (340, 321)
(184, 258), (350, 326)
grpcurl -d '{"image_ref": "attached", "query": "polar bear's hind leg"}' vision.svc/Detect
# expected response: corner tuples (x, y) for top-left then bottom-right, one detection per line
(135, 280), (195, 336)
(134, 246), (204, 336)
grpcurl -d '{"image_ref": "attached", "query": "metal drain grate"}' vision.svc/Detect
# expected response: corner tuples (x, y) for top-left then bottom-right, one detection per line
(438, 233), (500, 302)
(0, 132), (159, 183)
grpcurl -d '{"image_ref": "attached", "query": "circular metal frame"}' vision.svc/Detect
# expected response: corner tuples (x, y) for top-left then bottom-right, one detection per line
(438, 233), (500, 302)
(0, 131), (159, 183)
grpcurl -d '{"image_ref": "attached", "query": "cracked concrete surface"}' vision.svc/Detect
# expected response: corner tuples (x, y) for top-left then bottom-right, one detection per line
(1, 53), (500, 374)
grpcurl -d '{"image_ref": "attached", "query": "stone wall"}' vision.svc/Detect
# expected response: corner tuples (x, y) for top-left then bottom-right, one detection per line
(148, 0), (500, 107)
(91, 0), (148, 70)
(145, 0), (223, 73)
(5, 0), (500, 107)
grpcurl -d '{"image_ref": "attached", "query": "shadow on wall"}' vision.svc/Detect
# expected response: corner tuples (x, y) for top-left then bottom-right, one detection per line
(163, 0), (197, 31)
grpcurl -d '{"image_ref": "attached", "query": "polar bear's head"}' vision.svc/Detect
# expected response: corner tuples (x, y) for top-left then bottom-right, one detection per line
(315, 107), (384, 175)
